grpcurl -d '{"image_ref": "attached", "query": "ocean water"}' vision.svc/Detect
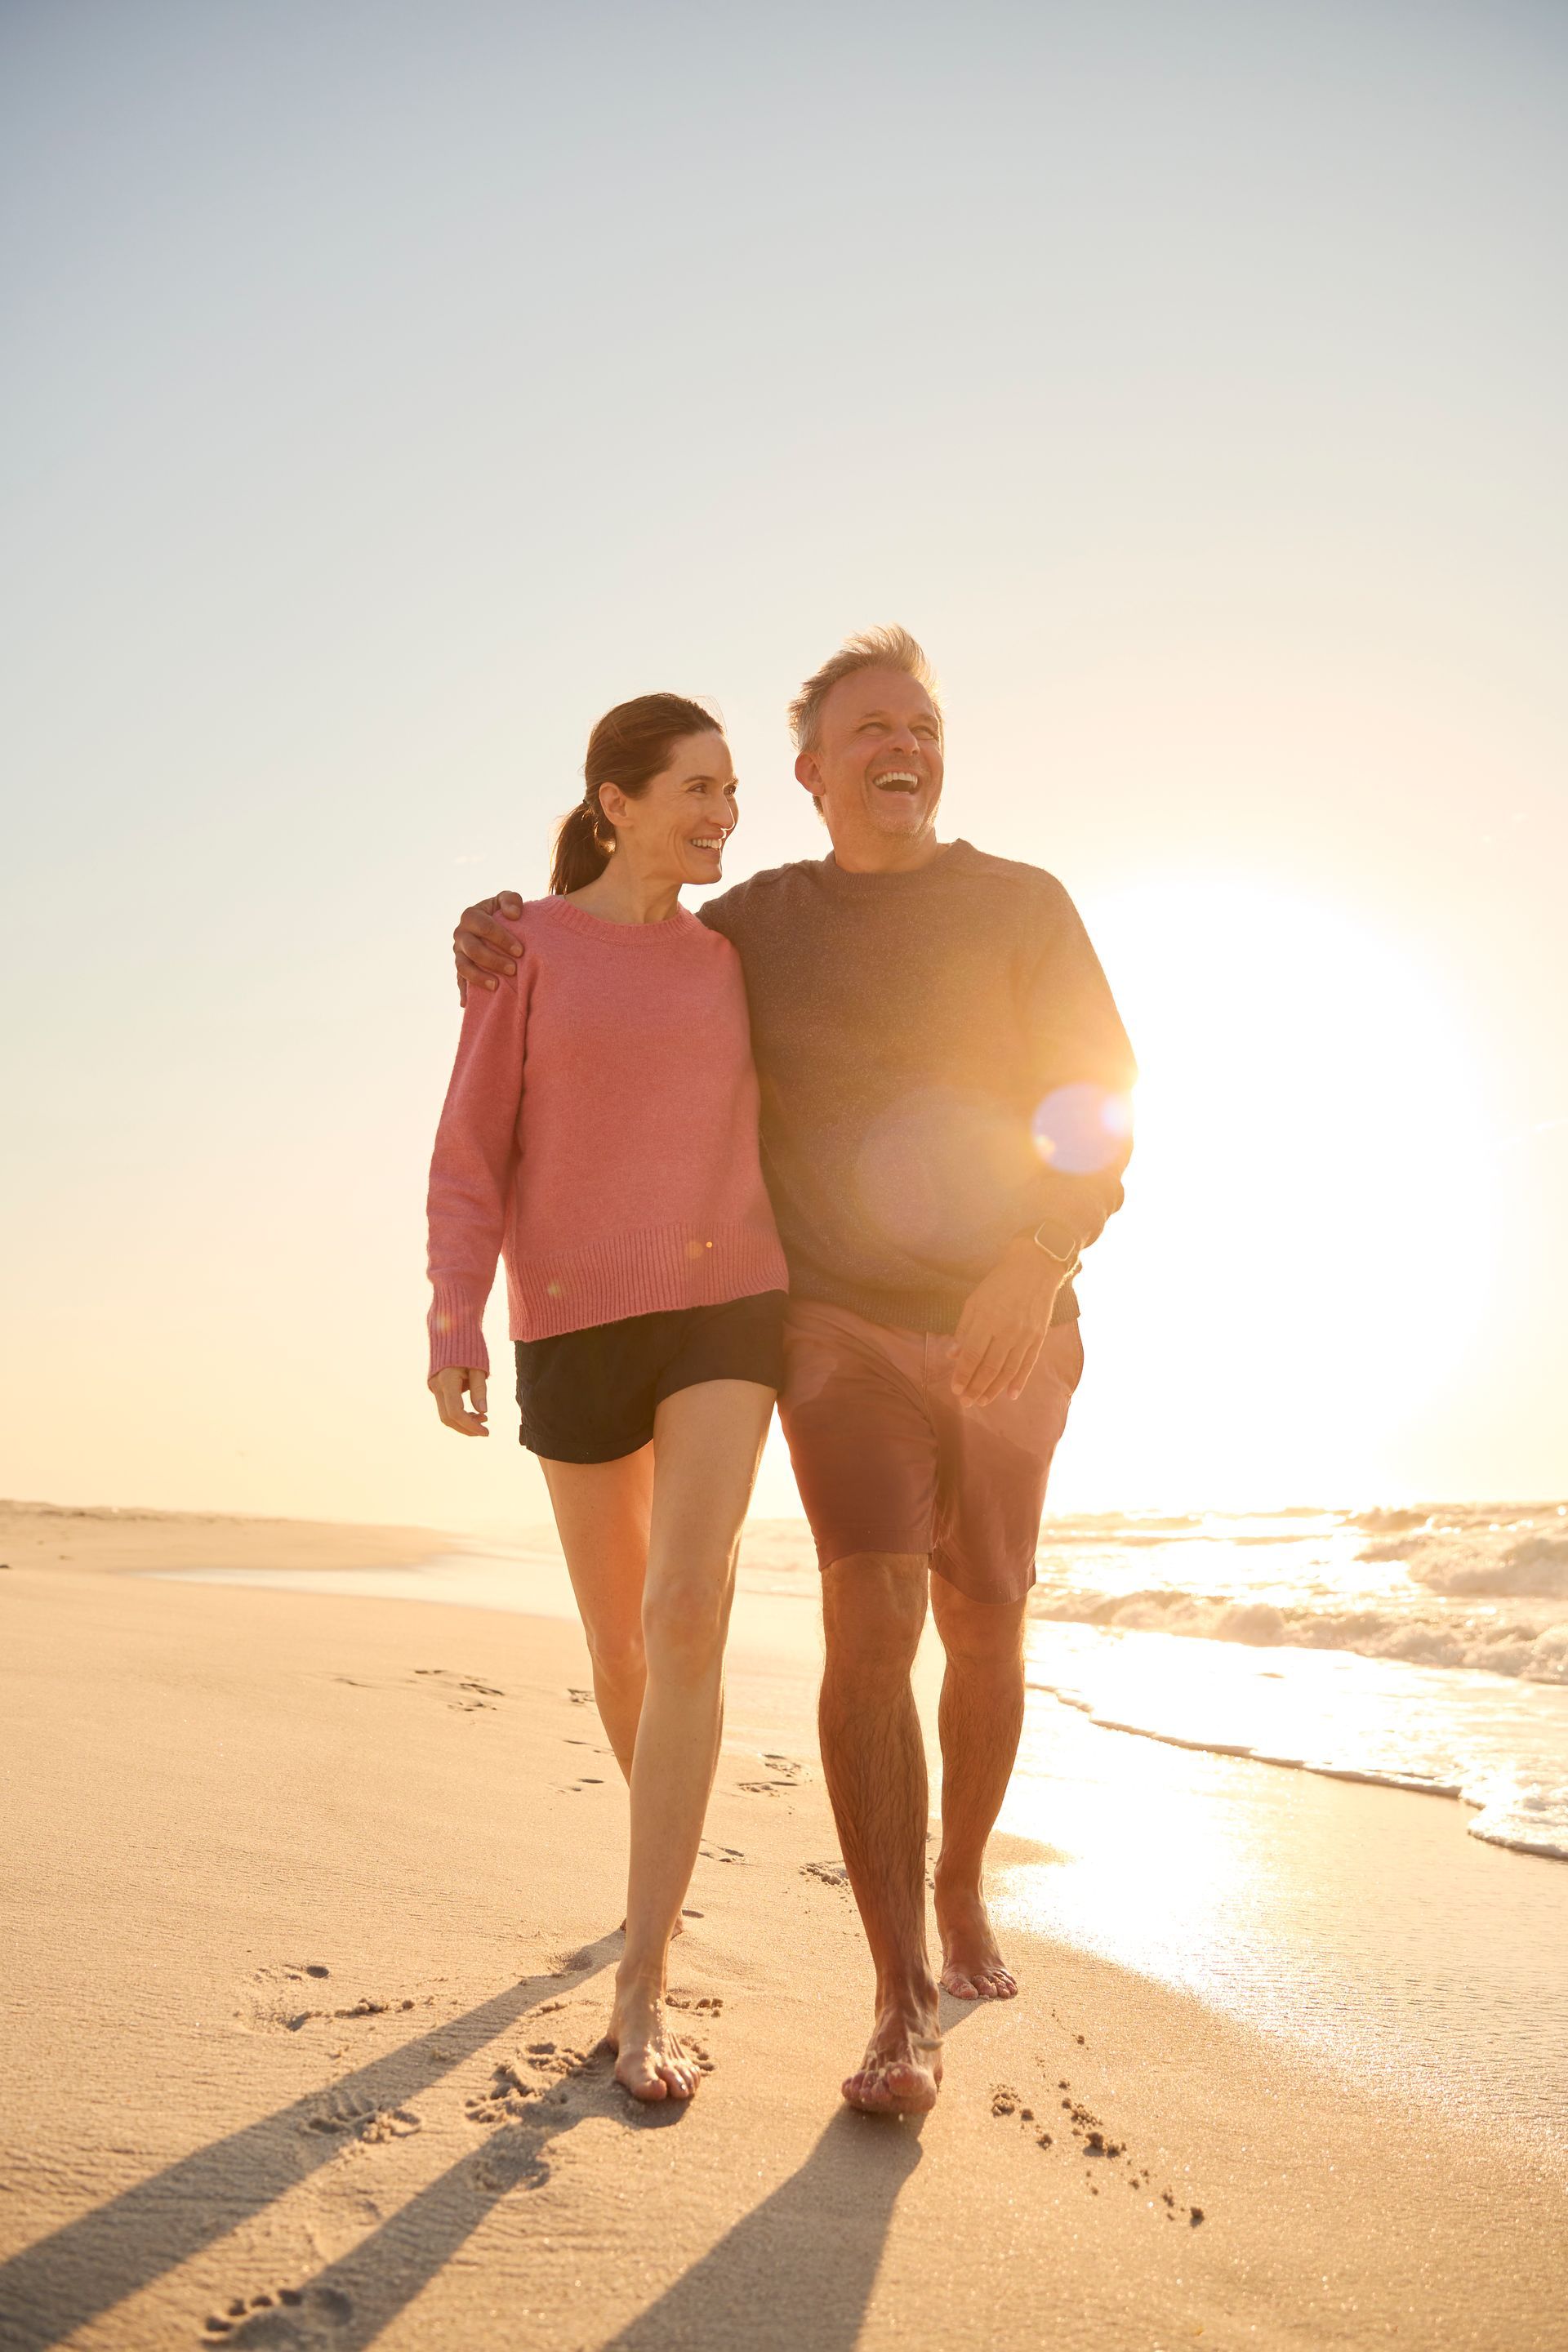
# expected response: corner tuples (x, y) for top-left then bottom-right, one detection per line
(157, 1499), (1568, 1866)
(1025, 1502), (1568, 1861)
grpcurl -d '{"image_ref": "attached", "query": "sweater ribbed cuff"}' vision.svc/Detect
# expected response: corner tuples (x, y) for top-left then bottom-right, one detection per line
(428, 1283), (490, 1379)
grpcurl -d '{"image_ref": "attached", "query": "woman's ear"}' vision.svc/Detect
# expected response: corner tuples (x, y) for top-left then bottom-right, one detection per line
(595, 782), (626, 831)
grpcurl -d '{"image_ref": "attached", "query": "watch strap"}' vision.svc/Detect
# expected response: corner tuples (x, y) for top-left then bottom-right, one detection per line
(1030, 1216), (1081, 1269)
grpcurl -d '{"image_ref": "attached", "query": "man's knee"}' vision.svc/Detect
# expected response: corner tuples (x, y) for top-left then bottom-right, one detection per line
(822, 1552), (929, 1681)
(931, 1579), (1027, 1670)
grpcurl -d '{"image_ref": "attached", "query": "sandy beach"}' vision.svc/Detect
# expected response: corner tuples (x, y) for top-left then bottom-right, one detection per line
(3, 1501), (1566, 2352)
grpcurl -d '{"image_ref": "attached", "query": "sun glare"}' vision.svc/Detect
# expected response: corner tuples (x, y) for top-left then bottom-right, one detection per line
(1058, 876), (1494, 1508)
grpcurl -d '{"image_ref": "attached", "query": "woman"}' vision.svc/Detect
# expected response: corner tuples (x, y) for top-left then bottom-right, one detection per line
(425, 694), (786, 2103)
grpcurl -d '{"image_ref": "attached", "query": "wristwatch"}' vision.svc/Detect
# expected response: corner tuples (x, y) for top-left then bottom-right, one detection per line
(1029, 1216), (1081, 1271)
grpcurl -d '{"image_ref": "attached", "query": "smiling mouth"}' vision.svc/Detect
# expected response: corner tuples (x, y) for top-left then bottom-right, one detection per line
(872, 770), (921, 793)
(690, 835), (726, 852)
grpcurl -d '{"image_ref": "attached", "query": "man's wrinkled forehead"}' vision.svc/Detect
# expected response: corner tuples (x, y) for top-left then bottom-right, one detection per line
(818, 665), (943, 740)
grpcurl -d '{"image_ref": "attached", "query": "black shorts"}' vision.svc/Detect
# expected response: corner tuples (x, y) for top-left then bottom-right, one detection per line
(514, 1290), (787, 1464)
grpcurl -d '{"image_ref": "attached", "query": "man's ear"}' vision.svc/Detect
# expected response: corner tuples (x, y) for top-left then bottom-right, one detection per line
(795, 751), (827, 825)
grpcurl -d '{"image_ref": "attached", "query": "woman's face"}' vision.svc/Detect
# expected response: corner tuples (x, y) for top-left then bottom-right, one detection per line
(606, 730), (738, 888)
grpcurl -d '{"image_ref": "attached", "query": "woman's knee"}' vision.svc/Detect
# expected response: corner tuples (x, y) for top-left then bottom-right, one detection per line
(586, 1622), (646, 1686)
(641, 1570), (731, 1678)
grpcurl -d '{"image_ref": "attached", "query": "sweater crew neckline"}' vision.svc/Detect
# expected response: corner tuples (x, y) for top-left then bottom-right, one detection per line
(540, 897), (705, 944)
(814, 841), (973, 896)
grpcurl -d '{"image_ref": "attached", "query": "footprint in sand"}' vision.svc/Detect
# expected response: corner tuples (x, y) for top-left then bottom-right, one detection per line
(665, 1990), (723, 2015)
(202, 2283), (353, 2345)
(412, 1668), (504, 1710)
(469, 2038), (595, 2095)
(738, 1753), (808, 1795)
(238, 1970), (328, 2035)
(238, 1971), (431, 2035)
(299, 2089), (422, 2145)
(471, 2134), (552, 2194)
(467, 2046), (617, 2179)
(698, 1841), (747, 1864)
(800, 1859), (850, 1891)
(567, 1687), (592, 1705)
(466, 2062), (539, 2124)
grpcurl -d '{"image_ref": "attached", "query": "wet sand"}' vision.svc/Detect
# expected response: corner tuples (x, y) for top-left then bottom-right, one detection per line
(2, 1500), (1566, 2350)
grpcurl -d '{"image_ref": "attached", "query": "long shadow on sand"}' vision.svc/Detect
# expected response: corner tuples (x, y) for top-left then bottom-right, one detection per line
(180, 2098), (922, 2351)
(0, 1938), (621, 2352)
(172, 2036), (698, 2349)
(602, 2108), (924, 2352)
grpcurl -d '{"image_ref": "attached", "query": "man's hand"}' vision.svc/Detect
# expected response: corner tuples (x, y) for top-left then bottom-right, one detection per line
(949, 1239), (1066, 1408)
(454, 893), (525, 1003)
(430, 1366), (489, 1436)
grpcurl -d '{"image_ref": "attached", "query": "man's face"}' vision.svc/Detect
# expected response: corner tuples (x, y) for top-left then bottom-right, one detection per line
(795, 666), (944, 862)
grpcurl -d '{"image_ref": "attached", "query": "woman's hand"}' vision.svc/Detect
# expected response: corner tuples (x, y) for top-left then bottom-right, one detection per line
(430, 1367), (489, 1436)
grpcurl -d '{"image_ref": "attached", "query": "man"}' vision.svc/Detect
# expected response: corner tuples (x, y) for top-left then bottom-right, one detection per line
(454, 628), (1135, 2114)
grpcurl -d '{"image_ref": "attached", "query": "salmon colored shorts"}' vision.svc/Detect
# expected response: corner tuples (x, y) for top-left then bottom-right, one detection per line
(778, 1298), (1085, 1606)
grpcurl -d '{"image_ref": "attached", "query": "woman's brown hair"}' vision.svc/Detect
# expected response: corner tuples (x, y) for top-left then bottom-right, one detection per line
(550, 693), (722, 895)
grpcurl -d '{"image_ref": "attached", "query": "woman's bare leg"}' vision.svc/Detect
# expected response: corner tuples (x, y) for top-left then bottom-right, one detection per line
(540, 1447), (654, 1780)
(607, 1379), (774, 2102)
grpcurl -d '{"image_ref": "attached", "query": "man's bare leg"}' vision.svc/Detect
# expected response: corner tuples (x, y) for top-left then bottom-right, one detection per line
(819, 1554), (942, 2114)
(929, 1575), (1028, 2000)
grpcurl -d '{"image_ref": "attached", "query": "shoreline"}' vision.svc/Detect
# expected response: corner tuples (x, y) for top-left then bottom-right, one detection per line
(99, 1500), (1568, 1870)
(1031, 1673), (1568, 1863)
(145, 1549), (1568, 1865)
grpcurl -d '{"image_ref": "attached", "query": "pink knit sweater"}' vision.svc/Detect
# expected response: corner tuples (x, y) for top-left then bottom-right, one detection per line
(426, 897), (786, 1374)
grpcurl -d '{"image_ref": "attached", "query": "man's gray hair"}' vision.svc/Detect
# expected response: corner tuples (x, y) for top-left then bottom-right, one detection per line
(788, 625), (942, 753)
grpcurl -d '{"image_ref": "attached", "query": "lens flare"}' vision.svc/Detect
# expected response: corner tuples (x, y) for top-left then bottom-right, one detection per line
(1031, 1084), (1134, 1174)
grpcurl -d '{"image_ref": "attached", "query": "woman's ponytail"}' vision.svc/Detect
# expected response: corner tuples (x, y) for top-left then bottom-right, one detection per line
(550, 692), (722, 897)
(550, 799), (612, 895)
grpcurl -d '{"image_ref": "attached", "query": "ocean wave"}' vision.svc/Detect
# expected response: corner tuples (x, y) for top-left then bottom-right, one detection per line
(1358, 1531), (1568, 1600)
(1030, 1584), (1568, 1682)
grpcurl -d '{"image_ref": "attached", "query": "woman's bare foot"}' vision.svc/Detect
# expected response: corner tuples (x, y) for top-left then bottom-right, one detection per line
(605, 1986), (701, 2104)
(841, 1998), (942, 2114)
(934, 1882), (1018, 2000)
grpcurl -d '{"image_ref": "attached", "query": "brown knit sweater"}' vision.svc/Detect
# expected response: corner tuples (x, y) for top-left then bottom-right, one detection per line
(700, 840), (1135, 1334)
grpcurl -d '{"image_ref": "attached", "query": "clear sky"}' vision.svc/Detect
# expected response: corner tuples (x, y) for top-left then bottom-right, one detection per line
(2, 0), (1564, 1532)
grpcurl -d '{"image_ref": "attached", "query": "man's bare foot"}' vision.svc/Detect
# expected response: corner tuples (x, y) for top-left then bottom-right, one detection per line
(841, 1999), (942, 2114)
(935, 1882), (1018, 2000)
(605, 1987), (700, 2104)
